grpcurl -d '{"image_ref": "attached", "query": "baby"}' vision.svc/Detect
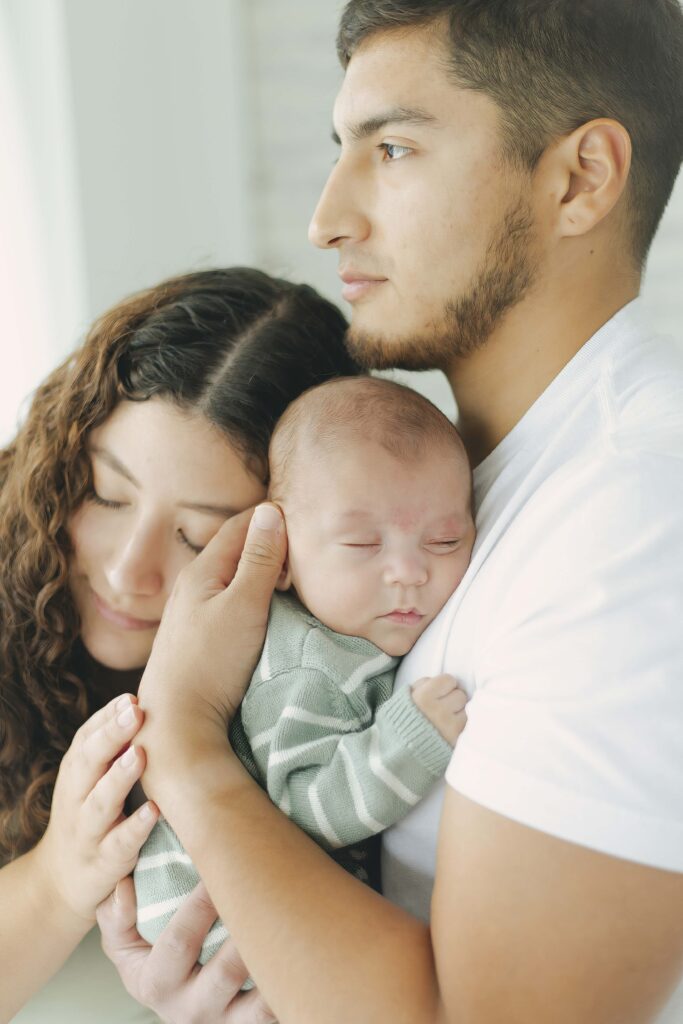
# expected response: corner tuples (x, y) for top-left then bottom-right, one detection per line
(134, 376), (476, 963)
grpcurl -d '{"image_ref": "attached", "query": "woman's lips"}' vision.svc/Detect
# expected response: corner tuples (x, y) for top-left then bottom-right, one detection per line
(92, 590), (160, 631)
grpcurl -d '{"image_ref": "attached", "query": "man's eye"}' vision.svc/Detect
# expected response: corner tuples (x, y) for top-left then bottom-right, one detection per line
(379, 143), (412, 162)
(177, 529), (204, 556)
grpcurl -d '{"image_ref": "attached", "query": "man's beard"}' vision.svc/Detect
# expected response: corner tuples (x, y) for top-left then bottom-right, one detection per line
(345, 198), (539, 372)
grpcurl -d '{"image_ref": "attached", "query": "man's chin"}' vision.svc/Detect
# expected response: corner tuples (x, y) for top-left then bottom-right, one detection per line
(345, 325), (450, 372)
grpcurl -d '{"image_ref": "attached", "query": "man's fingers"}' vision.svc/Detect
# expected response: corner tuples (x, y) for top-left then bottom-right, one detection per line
(229, 504), (287, 611)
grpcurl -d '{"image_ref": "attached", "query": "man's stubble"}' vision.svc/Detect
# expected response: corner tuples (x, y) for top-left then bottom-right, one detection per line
(345, 197), (540, 372)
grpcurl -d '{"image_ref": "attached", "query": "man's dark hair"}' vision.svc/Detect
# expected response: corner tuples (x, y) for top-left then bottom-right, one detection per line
(337, 0), (683, 266)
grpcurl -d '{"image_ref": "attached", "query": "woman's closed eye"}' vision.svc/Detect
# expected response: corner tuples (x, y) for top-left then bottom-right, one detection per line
(89, 490), (127, 510)
(176, 529), (204, 556)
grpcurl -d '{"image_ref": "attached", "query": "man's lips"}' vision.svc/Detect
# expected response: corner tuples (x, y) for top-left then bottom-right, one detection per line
(382, 609), (425, 626)
(339, 270), (388, 303)
(92, 589), (161, 630)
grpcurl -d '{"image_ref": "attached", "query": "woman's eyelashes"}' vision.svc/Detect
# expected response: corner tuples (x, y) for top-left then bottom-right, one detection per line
(176, 529), (204, 556)
(89, 490), (126, 510)
(90, 490), (205, 555)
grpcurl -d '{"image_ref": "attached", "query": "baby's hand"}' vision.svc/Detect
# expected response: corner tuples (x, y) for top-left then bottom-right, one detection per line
(411, 674), (468, 746)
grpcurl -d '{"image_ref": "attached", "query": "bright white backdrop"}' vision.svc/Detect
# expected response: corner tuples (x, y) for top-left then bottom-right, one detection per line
(1, 0), (681, 441)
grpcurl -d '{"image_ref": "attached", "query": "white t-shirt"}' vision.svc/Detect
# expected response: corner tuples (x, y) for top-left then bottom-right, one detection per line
(383, 299), (683, 1022)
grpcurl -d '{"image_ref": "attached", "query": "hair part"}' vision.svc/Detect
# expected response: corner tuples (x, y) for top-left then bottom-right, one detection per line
(337, 0), (683, 265)
(0, 267), (361, 863)
(269, 376), (470, 507)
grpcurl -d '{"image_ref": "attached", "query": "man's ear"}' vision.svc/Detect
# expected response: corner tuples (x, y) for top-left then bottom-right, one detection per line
(555, 119), (632, 238)
(275, 557), (292, 592)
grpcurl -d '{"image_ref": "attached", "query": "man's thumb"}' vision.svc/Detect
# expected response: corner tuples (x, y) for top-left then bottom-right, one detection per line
(231, 503), (287, 603)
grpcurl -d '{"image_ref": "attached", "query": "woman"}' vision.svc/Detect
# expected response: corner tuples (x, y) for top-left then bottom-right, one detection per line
(0, 266), (360, 1023)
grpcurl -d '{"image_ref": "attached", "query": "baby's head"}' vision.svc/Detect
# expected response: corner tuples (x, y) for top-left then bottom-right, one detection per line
(269, 377), (475, 656)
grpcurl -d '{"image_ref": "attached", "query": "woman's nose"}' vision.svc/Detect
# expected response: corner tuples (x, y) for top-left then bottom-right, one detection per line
(105, 526), (165, 598)
(308, 159), (370, 250)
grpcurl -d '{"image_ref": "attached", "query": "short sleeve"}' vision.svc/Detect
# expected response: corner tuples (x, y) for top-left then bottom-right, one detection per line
(447, 447), (683, 872)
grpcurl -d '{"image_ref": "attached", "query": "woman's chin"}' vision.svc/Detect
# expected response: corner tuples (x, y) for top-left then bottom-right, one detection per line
(81, 630), (152, 673)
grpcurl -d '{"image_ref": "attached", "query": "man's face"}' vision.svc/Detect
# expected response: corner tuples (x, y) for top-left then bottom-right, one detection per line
(309, 25), (539, 369)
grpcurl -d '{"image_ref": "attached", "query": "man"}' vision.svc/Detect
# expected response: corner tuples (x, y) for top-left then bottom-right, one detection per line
(100, 2), (683, 1021)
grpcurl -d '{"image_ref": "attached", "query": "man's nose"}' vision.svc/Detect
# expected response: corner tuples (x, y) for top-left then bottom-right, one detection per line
(105, 524), (165, 598)
(308, 159), (370, 250)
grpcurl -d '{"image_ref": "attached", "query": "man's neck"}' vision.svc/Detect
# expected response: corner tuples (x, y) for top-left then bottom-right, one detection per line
(448, 278), (640, 467)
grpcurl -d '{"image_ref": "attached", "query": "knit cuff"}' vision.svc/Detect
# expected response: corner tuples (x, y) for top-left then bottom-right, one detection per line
(382, 685), (454, 777)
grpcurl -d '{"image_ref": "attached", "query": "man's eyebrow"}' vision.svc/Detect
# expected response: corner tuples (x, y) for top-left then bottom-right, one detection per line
(332, 106), (439, 145)
(90, 445), (139, 487)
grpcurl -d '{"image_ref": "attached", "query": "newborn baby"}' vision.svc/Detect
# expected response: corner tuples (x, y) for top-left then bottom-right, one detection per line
(135, 376), (476, 963)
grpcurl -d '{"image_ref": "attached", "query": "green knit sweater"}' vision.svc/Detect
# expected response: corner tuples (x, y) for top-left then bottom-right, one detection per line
(134, 592), (452, 964)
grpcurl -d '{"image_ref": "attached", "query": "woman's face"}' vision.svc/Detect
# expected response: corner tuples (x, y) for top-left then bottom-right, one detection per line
(68, 398), (266, 670)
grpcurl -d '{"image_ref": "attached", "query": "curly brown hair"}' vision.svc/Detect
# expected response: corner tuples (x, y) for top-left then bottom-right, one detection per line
(0, 267), (360, 864)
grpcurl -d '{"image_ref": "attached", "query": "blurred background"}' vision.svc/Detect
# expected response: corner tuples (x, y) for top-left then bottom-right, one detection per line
(1, 0), (681, 443)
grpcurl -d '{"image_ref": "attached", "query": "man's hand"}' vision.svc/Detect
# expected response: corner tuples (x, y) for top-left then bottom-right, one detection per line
(97, 877), (276, 1024)
(136, 503), (287, 805)
(411, 675), (468, 745)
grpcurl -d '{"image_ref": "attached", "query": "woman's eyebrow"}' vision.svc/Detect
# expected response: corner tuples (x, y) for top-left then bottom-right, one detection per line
(178, 501), (241, 517)
(90, 445), (139, 486)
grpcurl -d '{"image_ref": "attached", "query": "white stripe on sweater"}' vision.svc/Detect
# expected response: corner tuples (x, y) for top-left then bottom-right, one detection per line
(205, 921), (229, 946)
(136, 850), (194, 872)
(340, 652), (393, 695)
(308, 782), (343, 848)
(339, 743), (386, 834)
(368, 726), (421, 806)
(268, 735), (335, 767)
(250, 725), (276, 751)
(137, 894), (186, 923)
(280, 705), (370, 732)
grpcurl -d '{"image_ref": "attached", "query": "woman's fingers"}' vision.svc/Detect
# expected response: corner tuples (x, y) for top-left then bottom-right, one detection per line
(71, 694), (144, 801)
(83, 743), (147, 841)
(144, 881), (221, 982)
(98, 800), (160, 874)
(97, 876), (155, 995)
(223, 987), (278, 1024)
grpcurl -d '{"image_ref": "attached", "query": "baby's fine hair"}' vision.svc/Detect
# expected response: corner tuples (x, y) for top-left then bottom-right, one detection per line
(269, 376), (469, 501)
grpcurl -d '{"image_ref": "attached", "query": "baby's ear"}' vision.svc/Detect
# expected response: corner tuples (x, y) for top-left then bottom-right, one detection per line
(275, 558), (292, 592)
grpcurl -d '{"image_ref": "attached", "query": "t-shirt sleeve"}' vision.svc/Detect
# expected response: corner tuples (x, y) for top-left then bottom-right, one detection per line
(446, 447), (683, 872)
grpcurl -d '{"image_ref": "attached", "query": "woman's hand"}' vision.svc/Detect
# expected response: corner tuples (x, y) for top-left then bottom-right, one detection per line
(34, 693), (160, 924)
(97, 876), (276, 1024)
(137, 504), (287, 805)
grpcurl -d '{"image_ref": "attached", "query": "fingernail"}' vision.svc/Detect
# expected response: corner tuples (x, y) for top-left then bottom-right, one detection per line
(252, 504), (282, 532)
(119, 745), (136, 768)
(115, 694), (133, 712)
(138, 803), (154, 821)
(117, 705), (135, 728)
